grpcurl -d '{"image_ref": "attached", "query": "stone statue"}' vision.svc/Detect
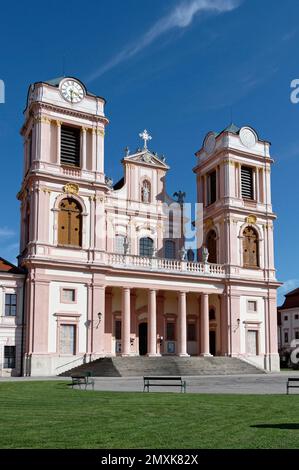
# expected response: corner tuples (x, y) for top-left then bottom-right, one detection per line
(179, 246), (186, 261)
(202, 246), (209, 264)
(105, 176), (113, 188)
(142, 184), (150, 203)
(173, 190), (186, 204)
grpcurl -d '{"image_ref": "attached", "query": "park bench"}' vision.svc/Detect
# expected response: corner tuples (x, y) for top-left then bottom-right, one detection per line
(286, 377), (299, 394)
(71, 371), (95, 390)
(143, 376), (186, 393)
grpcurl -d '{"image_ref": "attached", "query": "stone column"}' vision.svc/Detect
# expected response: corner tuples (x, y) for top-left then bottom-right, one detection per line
(105, 290), (113, 355)
(220, 293), (228, 355)
(56, 120), (61, 164)
(201, 293), (210, 356)
(178, 291), (189, 356)
(121, 288), (131, 356)
(148, 289), (158, 356)
(91, 284), (105, 356)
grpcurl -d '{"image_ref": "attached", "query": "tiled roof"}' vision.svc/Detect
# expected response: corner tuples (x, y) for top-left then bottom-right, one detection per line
(0, 257), (24, 274)
(278, 287), (299, 310)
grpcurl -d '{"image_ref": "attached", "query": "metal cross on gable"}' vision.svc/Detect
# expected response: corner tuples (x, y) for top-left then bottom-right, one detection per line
(139, 129), (152, 149)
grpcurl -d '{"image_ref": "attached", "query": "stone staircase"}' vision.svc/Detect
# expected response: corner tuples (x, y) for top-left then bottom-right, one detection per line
(60, 356), (264, 377)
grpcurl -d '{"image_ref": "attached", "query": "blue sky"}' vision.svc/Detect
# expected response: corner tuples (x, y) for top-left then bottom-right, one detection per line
(0, 0), (298, 303)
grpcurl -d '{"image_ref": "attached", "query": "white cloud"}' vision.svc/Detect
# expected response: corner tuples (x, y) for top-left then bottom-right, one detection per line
(0, 227), (15, 238)
(86, 0), (241, 82)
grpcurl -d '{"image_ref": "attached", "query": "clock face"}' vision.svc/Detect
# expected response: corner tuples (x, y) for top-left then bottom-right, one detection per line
(60, 79), (84, 103)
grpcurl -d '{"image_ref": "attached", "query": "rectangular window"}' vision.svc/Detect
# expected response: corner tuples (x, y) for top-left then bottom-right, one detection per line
(61, 288), (76, 303)
(295, 315), (299, 320)
(59, 324), (76, 355)
(295, 331), (299, 340)
(166, 322), (175, 341)
(5, 294), (17, 316)
(241, 166), (254, 200)
(4, 346), (16, 368)
(247, 300), (257, 312)
(115, 320), (121, 340)
(208, 170), (217, 205)
(187, 323), (196, 341)
(60, 125), (81, 167)
(284, 315), (288, 321)
(284, 331), (289, 343)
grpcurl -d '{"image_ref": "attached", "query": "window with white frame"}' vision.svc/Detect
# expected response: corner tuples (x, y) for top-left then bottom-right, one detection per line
(61, 288), (76, 303)
(247, 300), (257, 312)
(139, 237), (154, 257)
(4, 346), (16, 368)
(5, 294), (17, 316)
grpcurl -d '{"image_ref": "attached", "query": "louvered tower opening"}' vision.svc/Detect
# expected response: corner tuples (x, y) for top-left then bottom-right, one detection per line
(241, 166), (254, 199)
(60, 125), (81, 167)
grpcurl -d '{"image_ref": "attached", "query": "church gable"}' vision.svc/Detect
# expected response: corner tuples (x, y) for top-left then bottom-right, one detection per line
(123, 150), (169, 169)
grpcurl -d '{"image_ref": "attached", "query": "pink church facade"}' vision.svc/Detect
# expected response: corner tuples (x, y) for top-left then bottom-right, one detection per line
(17, 77), (280, 376)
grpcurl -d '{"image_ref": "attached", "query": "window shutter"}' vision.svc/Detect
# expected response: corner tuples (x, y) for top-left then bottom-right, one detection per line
(241, 166), (254, 199)
(243, 227), (259, 267)
(60, 126), (81, 167)
(70, 208), (82, 246)
(58, 198), (82, 247)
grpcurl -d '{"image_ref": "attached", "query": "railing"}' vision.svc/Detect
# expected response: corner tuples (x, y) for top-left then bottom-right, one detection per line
(107, 253), (225, 276)
(62, 166), (82, 178)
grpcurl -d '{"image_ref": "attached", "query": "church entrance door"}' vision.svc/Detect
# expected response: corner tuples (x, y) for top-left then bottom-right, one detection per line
(209, 330), (216, 356)
(139, 322), (148, 355)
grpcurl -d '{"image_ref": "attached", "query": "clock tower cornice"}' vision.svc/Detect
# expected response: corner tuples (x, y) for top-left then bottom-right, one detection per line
(21, 101), (109, 135)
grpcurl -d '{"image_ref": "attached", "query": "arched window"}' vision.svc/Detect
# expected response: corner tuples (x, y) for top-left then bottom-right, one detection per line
(139, 237), (154, 257)
(165, 240), (175, 259)
(58, 198), (82, 247)
(115, 234), (126, 254)
(206, 230), (217, 263)
(141, 180), (151, 203)
(209, 308), (216, 321)
(243, 226), (259, 268)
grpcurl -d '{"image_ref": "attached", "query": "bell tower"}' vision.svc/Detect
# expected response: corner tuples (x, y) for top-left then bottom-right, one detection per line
(193, 123), (276, 281)
(193, 124), (280, 372)
(18, 76), (109, 258)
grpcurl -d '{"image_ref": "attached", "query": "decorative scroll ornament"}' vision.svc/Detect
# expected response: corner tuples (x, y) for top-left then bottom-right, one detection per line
(246, 215), (257, 224)
(205, 217), (214, 229)
(63, 183), (79, 195)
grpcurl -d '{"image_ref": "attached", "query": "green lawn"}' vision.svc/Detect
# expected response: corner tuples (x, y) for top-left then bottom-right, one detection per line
(0, 381), (298, 449)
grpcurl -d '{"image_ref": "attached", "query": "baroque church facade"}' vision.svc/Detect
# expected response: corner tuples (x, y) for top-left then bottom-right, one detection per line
(0, 76), (280, 376)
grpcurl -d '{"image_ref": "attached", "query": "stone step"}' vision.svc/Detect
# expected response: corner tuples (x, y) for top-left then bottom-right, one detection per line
(60, 356), (264, 377)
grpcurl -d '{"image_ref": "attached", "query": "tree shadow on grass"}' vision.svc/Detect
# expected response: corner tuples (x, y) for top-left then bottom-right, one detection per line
(251, 424), (299, 430)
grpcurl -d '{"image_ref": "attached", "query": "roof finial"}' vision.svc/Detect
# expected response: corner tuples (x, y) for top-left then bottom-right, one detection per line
(139, 129), (152, 149)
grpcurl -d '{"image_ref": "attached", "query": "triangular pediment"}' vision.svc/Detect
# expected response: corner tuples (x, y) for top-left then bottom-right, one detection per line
(123, 149), (169, 169)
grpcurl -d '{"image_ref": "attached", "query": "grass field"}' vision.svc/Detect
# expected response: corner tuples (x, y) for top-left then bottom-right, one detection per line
(0, 381), (298, 449)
